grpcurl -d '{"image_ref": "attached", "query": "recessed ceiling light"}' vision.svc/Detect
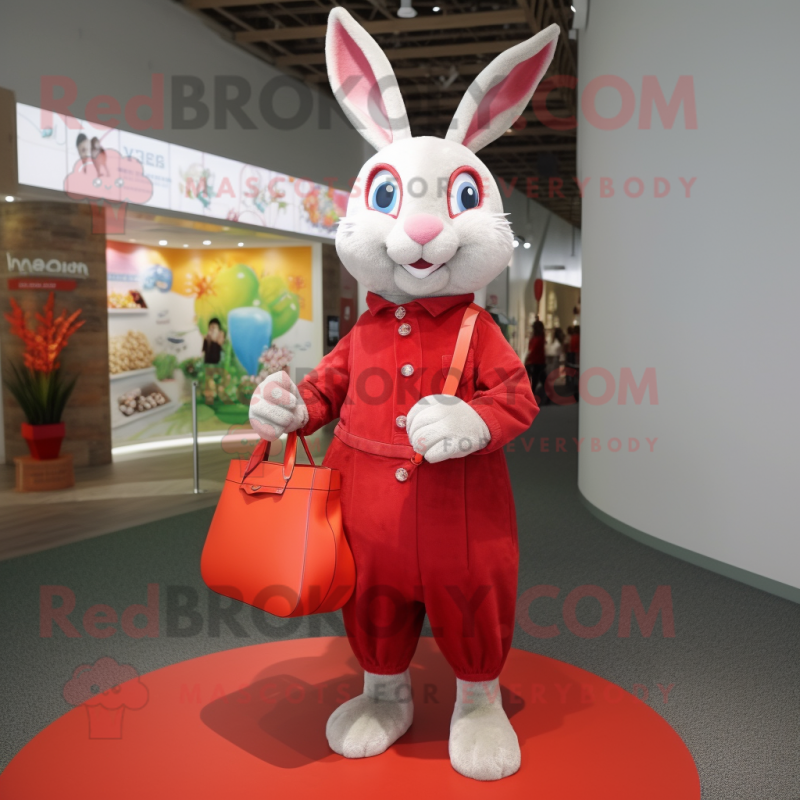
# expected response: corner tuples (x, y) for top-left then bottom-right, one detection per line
(523, 241), (532, 249)
(237, 242), (244, 247)
(183, 244), (189, 248)
(128, 238), (136, 243)
(158, 239), (168, 246)
(513, 239), (520, 248)
(571, 4), (576, 11)
(203, 240), (211, 245)
(4, 195), (14, 202)
(433, 5), (441, 11)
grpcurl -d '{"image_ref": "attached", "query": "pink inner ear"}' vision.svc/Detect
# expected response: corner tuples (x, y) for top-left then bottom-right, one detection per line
(330, 19), (392, 146)
(462, 40), (556, 149)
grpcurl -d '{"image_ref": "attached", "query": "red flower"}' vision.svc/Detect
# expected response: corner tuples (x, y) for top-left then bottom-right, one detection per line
(4, 293), (84, 374)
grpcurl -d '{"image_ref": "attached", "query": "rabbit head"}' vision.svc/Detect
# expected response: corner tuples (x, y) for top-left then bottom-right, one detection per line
(326, 8), (559, 300)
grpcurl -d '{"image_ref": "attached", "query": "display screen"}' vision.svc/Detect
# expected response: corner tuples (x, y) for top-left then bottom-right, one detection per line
(15, 102), (349, 239)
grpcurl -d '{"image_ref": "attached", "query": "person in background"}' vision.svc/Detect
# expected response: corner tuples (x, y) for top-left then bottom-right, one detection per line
(542, 327), (566, 404)
(564, 326), (576, 394)
(525, 319), (547, 398)
(75, 133), (91, 170)
(570, 325), (581, 366)
(546, 327), (566, 364)
(91, 137), (109, 176)
(203, 318), (225, 365)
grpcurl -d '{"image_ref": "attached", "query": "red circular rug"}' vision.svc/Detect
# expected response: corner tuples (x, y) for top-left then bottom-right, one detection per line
(0, 637), (699, 799)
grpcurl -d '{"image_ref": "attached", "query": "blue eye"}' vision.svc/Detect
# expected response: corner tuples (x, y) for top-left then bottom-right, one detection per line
(368, 169), (400, 215)
(449, 171), (481, 215)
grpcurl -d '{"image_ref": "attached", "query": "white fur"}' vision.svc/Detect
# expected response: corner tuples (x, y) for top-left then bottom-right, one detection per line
(248, 371), (307, 442)
(326, 670), (414, 758)
(450, 678), (521, 781)
(336, 137), (514, 303)
(329, 9), (557, 305)
(446, 26), (560, 153)
(407, 394), (490, 463)
(326, 8), (411, 151)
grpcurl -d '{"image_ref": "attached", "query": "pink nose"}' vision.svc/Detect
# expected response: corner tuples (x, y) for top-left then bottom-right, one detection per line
(404, 214), (443, 245)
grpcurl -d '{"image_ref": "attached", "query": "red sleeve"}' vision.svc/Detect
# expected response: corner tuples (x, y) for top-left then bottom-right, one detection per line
(469, 313), (539, 453)
(296, 330), (352, 435)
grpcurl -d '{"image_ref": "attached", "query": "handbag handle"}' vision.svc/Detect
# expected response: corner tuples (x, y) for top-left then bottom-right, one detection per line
(243, 431), (316, 482)
(411, 303), (481, 466)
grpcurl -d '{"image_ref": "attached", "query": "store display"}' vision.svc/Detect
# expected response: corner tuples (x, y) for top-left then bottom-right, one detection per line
(109, 330), (155, 374)
(108, 290), (147, 310)
(117, 386), (169, 417)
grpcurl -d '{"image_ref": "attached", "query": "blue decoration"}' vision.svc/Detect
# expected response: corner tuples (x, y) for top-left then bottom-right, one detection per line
(228, 306), (273, 375)
(143, 264), (173, 292)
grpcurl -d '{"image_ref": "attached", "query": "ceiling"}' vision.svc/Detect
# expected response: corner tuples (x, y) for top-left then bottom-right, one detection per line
(107, 210), (309, 249)
(181, 0), (580, 226)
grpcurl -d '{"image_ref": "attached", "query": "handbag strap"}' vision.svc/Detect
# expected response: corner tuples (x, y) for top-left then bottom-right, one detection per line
(411, 302), (481, 467)
(243, 431), (315, 482)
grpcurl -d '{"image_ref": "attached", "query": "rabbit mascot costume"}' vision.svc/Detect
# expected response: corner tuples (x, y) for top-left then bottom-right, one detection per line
(250, 8), (558, 781)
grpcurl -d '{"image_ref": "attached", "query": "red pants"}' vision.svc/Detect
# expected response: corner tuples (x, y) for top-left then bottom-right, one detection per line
(324, 436), (519, 682)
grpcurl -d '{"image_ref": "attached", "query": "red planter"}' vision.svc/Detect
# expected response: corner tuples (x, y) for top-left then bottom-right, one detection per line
(21, 422), (66, 460)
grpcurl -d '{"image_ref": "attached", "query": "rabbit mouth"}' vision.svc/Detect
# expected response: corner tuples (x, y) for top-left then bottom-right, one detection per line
(401, 258), (444, 278)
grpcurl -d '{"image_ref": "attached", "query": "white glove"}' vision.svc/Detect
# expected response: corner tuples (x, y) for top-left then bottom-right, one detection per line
(249, 371), (308, 442)
(406, 394), (490, 464)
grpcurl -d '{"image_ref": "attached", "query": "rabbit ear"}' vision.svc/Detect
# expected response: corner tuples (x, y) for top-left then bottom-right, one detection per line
(446, 24), (559, 153)
(326, 8), (411, 151)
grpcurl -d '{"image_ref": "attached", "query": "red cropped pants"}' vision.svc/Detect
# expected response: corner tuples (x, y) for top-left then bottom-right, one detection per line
(323, 435), (519, 682)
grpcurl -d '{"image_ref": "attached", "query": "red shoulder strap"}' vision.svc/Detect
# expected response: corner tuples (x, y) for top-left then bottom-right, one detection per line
(411, 302), (481, 466)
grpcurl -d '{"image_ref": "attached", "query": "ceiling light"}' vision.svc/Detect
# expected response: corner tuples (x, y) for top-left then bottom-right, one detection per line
(4, 195), (14, 202)
(128, 238), (136, 243)
(183, 244), (189, 248)
(238, 242), (244, 247)
(158, 239), (168, 246)
(571, 4), (576, 10)
(523, 241), (531, 249)
(433, 5), (441, 11)
(203, 240), (211, 245)
(397, 0), (417, 18)
(513, 239), (520, 248)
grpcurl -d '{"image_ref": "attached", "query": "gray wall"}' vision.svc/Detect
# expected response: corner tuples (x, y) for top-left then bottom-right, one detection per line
(577, 0), (800, 592)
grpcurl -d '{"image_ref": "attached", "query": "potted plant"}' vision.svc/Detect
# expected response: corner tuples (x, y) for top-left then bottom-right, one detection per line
(4, 293), (84, 460)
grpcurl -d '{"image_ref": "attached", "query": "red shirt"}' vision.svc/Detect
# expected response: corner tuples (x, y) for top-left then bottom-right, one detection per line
(570, 334), (580, 357)
(296, 292), (539, 681)
(298, 292), (538, 456)
(525, 335), (546, 366)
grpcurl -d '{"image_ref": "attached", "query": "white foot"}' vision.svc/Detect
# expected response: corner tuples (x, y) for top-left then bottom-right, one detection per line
(326, 670), (414, 758)
(449, 677), (521, 781)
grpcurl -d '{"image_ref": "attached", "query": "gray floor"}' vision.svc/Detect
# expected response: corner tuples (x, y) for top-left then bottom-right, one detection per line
(0, 404), (798, 797)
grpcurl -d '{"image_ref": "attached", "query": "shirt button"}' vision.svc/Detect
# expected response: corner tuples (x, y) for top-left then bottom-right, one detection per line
(396, 415), (407, 428)
(395, 467), (409, 482)
(395, 306), (406, 319)
(401, 364), (414, 377)
(398, 323), (412, 336)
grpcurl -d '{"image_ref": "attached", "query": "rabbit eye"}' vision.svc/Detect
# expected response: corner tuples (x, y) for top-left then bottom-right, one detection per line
(448, 170), (482, 216)
(367, 169), (400, 215)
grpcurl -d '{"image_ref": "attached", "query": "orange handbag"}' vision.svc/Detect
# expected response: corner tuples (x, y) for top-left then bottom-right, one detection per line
(201, 431), (355, 618)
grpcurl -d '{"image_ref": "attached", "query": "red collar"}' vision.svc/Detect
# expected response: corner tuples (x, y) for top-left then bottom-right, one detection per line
(366, 292), (475, 318)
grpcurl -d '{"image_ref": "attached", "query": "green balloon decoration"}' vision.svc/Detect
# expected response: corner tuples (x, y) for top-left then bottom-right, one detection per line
(194, 265), (300, 340)
(258, 275), (300, 338)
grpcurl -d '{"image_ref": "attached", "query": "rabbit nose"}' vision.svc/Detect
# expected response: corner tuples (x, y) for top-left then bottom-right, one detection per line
(404, 214), (443, 245)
